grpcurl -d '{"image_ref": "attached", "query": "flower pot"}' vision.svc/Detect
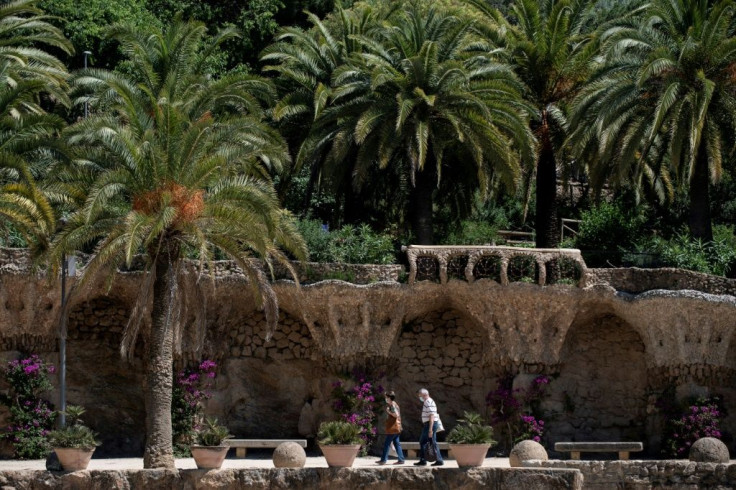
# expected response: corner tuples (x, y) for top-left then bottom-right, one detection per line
(449, 444), (490, 467)
(53, 447), (95, 471)
(319, 444), (361, 468)
(191, 445), (229, 469)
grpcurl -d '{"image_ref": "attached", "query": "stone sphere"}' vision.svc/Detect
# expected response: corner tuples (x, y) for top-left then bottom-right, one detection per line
(689, 437), (729, 463)
(273, 442), (307, 468)
(509, 440), (548, 467)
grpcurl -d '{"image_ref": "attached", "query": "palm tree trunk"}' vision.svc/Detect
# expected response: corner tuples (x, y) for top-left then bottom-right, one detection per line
(411, 164), (435, 245)
(688, 140), (713, 242)
(143, 243), (178, 469)
(535, 123), (560, 248)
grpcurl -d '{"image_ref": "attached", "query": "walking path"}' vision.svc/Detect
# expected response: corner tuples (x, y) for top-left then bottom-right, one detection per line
(0, 456), (511, 471)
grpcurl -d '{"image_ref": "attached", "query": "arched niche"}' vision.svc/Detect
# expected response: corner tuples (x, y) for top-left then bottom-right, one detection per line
(387, 308), (489, 440)
(545, 313), (648, 450)
(66, 296), (145, 456)
(212, 310), (324, 439)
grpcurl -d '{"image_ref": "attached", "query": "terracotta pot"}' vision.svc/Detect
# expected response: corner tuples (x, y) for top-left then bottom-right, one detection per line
(319, 444), (361, 468)
(449, 444), (490, 467)
(54, 447), (95, 471)
(191, 445), (229, 469)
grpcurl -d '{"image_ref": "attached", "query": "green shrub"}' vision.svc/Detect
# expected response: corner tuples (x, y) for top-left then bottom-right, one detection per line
(638, 225), (736, 276)
(194, 417), (231, 446)
(442, 220), (499, 245)
(446, 412), (495, 445)
(575, 201), (645, 251)
(317, 420), (362, 445)
(47, 406), (98, 450)
(296, 220), (395, 264)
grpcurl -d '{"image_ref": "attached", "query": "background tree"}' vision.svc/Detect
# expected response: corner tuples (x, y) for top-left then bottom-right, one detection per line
(570, 0), (736, 242)
(52, 19), (304, 468)
(470, 0), (599, 248)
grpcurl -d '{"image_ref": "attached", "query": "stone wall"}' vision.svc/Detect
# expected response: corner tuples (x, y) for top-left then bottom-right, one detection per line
(1, 251), (736, 458)
(586, 267), (736, 296)
(528, 460), (736, 489)
(0, 468), (584, 490)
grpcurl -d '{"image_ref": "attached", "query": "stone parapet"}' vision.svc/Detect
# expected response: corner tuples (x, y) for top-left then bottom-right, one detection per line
(0, 467), (583, 490)
(587, 267), (736, 296)
(527, 460), (736, 489)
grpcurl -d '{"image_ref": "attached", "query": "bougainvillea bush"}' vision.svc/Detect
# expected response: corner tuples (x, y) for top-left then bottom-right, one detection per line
(486, 374), (549, 452)
(660, 393), (725, 458)
(0, 355), (56, 459)
(330, 371), (384, 455)
(171, 359), (217, 456)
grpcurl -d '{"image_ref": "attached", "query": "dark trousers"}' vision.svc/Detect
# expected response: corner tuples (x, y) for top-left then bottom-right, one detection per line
(418, 421), (442, 462)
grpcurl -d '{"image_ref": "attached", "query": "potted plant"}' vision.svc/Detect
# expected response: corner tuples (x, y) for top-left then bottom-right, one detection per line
(47, 405), (99, 471)
(190, 417), (232, 469)
(317, 420), (362, 467)
(446, 412), (495, 467)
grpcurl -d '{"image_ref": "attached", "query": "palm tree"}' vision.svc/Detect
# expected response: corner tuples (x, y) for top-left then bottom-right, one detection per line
(0, 0), (72, 252)
(301, 5), (533, 243)
(261, 5), (387, 223)
(570, 0), (736, 242)
(52, 19), (305, 469)
(469, 0), (599, 248)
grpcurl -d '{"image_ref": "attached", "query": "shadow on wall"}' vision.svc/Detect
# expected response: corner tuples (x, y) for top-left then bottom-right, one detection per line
(543, 313), (649, 456)
(385, 308), (492, 441)
(66, 297), (146, 457)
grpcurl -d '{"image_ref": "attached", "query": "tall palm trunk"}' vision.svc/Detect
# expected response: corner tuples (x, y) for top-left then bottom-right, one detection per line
(411, 163), (435, 245)
(688, 139), (713, 242)
(535, 120), (560, 248)
(143, 241), (178, 469)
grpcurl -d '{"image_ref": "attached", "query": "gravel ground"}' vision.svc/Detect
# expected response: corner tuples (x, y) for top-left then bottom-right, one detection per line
(0, 456), (511, 471)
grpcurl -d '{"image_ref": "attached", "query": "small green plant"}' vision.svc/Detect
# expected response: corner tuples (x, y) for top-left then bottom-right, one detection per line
(47, 405), (99, 450)
(194, 417), (231, 447)
(317, 420), (362, 445)
(447, 412), (495, 445)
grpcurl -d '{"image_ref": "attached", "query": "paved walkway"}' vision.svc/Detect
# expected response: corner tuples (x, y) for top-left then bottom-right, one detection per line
(0, 456), (511, 471)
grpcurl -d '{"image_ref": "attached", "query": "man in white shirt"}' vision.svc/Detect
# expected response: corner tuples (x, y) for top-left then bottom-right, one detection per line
(414, 388), (444, 466)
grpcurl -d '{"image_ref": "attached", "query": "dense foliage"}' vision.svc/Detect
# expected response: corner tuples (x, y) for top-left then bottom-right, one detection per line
(46, 405), (99, 450)
(330, 372), (384, 454)
(0, 355), (56, 459)
(172, 360), (217, 456)
(486, 374), (549, 452)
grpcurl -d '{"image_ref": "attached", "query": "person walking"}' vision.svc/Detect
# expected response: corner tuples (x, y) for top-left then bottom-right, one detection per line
(377, 391), (405, 465)
(415, 388), (444, 466)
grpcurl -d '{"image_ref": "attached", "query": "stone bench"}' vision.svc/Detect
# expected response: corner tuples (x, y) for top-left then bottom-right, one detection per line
(554, 442), (643, 460)
(226, 439), (307, 458)
(395, 441), (453, 459)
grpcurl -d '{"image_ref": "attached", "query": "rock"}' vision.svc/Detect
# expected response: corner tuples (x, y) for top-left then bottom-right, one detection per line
(509, 440), (548, 467)
(689, 437), (729, 463)
(46, 451), (63, 471)
(273, 442), (307, 468)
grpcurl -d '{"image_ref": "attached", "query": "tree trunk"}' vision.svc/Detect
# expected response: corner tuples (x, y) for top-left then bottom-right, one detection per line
(535, 123), (560, 248)
(411, 164), (435, 245)
(143, 241), (178, 469)
(688, 140), (713, 242)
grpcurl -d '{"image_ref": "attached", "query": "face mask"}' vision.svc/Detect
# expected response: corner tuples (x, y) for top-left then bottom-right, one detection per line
(418, 396), (424, 403)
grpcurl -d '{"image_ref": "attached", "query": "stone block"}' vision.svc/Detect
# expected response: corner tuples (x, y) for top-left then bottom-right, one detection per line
(510, 440), (548, 468)
(689, 437), (729, 463)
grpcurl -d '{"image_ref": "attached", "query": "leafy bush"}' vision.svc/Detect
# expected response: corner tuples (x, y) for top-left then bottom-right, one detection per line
(486, 374), (549, 451)
(0, 355), (56, 459)
(194, 417), (231, 446)
(575, 201), (645, 251)
(296, 220), (395, 264)
(317, 420), (363, 445)
(658, 388), (725, 458)
(331, 372), (384, 454)
(637, 225), (736, 276)
(447, 412), (495, 445)
(172, 360), (217, 456)
(47, 405), (98, 450)
(441, 220), (499, 245)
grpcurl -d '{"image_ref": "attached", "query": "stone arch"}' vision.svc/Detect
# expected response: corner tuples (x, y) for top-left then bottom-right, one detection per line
(544, 313), (648, 450)
(66, 296), (145, 456)
(387, 308), (490, 439)
(213, 310), (325, 439)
